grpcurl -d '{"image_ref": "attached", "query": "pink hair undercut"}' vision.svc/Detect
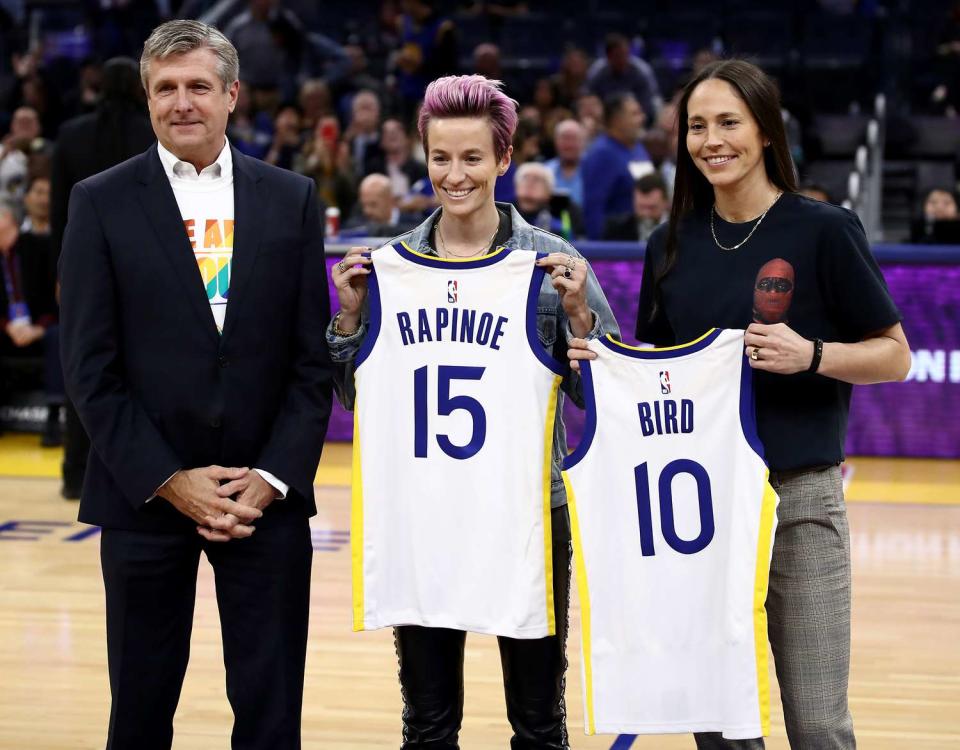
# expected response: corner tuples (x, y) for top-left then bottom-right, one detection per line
(417, 75), (519, 161)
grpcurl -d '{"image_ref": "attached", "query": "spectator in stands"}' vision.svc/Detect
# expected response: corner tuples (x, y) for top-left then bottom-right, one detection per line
(545, 118), (586, 209)
(228, 80), (273, 159)
(344, 90), (383, 179)
(0, 106), (42, 208)
(20, 174), (49, 235)
(799, 182), (833, 204)
(0, 203), (60, 445)
(365, 117), (429, 208)
(911, 187), (960, 243)
(574, 92), (604, 143)
(586, 33), (662, 123)
(514, 161), (584, 238)
(931, 3), (960, 115)
(551, 47), (590, 109)
(580, 92), (654, 239)
(497, 117), (541, 205)
(50, 55), (155, 498)
(338, 44), (389, 108)
(295, 115), (356, 217)
(62, 60), (102, 120)
(603, 172), (670, 242)
(472, 42), (503, 81)
(924, 187), (959, 220)
(224, 0), (350, 103)
(298, 78), (334, 132)
(345, 173), (420, 235)
(643, 101), (679, 194)
(394, 0), (459, 120)
(264, 103), (305, 171)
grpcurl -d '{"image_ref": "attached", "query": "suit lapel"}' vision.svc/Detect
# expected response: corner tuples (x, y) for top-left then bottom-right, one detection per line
(135, 147), (219, 344)
(220, 149), (263, 342)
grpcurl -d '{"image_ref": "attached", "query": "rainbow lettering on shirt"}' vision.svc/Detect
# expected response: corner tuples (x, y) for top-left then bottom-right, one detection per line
(187, 218), (234, 306)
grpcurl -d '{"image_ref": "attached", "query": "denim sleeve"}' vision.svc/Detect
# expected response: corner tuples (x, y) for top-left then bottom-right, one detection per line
(325, 317), (366, 411)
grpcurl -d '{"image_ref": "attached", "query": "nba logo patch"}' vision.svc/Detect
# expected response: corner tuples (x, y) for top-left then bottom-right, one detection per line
(659, 370), (671, 394)
(447, 280), (458, 303)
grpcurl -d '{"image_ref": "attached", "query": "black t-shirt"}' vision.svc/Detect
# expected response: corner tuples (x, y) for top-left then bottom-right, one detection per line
(636, 192), (902, 471)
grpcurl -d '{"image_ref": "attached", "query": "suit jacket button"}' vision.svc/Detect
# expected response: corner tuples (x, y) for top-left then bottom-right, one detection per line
(218, 355), (228, 368)
(211, 418), (222, 428)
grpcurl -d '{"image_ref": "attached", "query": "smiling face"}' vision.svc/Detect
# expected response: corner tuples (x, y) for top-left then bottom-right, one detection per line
(145, 47), (238, 169)
(426, 116), (511, 221)
(686, 78), (768, 194)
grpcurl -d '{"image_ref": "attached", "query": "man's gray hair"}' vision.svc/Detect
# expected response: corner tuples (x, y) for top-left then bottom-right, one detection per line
(140, 20), (239, 91)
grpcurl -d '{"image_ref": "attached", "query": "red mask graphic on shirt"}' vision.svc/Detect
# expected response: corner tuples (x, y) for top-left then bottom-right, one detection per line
(752, 258), (795, 324)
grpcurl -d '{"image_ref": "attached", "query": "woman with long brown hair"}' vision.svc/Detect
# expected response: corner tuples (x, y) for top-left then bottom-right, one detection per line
(572, 59), (910, 748)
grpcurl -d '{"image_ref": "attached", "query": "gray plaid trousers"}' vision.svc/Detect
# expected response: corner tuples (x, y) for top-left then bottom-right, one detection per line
(696, 465), (856, 749)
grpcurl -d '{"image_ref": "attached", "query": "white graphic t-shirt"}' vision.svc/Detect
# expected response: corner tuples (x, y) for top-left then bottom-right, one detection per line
(157, 141), (235, 332)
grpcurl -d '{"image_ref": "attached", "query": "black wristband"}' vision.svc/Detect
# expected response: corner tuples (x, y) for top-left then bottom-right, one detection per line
(808, 338), (824, 373)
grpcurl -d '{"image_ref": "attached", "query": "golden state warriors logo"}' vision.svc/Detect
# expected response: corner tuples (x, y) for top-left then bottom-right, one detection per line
(447, 280), (458, 303)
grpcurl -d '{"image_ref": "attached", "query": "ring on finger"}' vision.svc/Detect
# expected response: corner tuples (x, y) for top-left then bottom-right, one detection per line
(750, 347), (760, 361)
(337, 260), (347, 273)
(563, 268), (573, 279)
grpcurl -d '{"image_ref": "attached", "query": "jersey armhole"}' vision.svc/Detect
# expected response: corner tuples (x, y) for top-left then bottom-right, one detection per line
(525, 254), (568, 377)
(739, 354), (767, 464)
(354, 266), (381, 369)
(562, 358), (597, 470)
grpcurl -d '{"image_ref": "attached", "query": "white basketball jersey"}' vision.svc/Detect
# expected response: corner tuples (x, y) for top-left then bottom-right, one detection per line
(352, 242), (565, 638)
(562, 329), (778, 739)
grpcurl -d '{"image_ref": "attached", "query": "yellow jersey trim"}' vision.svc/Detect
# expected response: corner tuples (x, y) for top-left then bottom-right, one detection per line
(604, 328), (718, 352)
(752, 475), (778, 735)
(563, 471), (596, 735)
(540, 375), (562, 637)
(351, 404), (365, 631)
(399, 240), (508, 263)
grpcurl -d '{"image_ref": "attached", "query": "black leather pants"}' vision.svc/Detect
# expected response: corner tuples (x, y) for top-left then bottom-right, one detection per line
(394, 505), (572, 750)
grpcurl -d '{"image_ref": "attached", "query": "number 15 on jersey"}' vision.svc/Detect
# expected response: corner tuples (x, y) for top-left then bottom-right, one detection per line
(413, 365), (488, 460)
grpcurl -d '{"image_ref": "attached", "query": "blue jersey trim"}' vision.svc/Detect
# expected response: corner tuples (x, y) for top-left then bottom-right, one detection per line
(739, 353), (767, 464)
(354, 266), (381, 369)
(562, 358), (596, 470)
(397, 241), (511, 269)
(526, 254), (567, 377)
(598, 328), (723, 359)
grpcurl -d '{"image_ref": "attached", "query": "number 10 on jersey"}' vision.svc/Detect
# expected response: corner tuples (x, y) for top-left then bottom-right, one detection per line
(413, 365), (487, 460)
(635, 459), (715, 556)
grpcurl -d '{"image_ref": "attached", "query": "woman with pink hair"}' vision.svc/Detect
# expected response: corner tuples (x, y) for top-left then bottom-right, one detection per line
(328, 75), (618, 748)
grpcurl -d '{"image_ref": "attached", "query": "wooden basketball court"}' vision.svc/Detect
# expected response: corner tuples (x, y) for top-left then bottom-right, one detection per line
(1, 436), (958, 748)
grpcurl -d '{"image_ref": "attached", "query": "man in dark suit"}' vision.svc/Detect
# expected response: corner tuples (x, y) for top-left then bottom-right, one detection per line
(58, 20), (333, 750)
(51, 56), (157, 498)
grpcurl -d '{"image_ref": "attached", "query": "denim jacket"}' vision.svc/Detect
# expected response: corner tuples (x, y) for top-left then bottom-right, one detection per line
(327, 203), (620, 508)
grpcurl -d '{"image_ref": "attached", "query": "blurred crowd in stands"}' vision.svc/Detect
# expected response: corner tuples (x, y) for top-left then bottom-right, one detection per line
(2, 0), (960, 462)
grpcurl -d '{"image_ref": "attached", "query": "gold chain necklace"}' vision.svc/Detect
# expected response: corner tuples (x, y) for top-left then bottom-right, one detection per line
(710, 191), (783, 251)
(436, 218), (499, 259)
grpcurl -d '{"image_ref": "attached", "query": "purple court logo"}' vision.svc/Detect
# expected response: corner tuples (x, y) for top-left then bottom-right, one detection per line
(659, 370), (671, 395)
(447, 280), (458, 303)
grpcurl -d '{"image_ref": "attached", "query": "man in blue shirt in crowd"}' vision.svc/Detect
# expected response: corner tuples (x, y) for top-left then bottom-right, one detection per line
(580, 92), (654, 239)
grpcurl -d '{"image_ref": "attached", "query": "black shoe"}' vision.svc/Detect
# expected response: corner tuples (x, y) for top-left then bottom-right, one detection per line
(61, 483), (81, 500)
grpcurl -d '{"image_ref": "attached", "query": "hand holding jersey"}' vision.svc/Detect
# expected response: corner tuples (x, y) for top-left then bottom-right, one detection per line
(536, 252), (593, 336)
(331, 246), (373, 333)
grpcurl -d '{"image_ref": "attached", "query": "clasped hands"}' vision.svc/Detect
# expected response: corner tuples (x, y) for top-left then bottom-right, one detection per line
(158, 466), (278, 542)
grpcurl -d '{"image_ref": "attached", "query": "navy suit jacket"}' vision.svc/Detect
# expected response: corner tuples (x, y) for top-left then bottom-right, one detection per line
(59, 145), (333, 532)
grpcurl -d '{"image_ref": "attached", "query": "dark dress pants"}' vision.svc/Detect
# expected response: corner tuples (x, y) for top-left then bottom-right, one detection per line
(100, 518), (313, 750)
(395, 505), (572, 750)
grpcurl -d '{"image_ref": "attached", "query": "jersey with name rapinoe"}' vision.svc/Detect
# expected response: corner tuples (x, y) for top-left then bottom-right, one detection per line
(562, 328), (778, 739)
(351, 242), (565, 638)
